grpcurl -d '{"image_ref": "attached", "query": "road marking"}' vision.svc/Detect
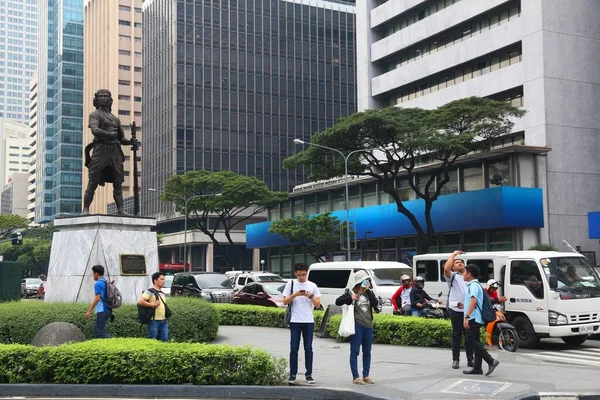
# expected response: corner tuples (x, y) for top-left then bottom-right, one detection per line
(525, 349), (600, 367)
(442, 379), (512, 396)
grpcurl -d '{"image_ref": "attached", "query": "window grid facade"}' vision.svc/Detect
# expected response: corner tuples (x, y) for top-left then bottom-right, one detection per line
(142, 0), (357, 218)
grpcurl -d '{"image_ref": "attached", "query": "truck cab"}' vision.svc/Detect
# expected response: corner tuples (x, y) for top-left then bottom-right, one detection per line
(413, 251), (600, 348)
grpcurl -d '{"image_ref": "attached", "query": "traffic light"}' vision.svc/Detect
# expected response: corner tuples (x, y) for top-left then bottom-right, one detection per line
(11, 233), (22, 246)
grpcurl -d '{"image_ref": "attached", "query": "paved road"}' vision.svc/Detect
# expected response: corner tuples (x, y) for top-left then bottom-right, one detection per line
(518, 338), (600, 367)
(215, 325), (600, 399)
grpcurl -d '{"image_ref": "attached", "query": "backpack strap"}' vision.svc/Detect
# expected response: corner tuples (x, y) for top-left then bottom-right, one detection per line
(447, 272), (457, 305)
(147, 288), (164, 320)
(288, 280), (294, 311)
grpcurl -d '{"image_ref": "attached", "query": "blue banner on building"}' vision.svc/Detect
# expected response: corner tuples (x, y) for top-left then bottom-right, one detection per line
(247, 187), (544, 248)
(589, 212), (600, 239)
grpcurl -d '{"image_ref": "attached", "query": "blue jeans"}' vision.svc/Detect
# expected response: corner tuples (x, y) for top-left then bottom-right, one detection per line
(412, 308), (427, 317)
(350, 323), (373, 380)
(148, 319), (169, 342)
(93, 310), (112, 338)
(289, 322), (314, 376)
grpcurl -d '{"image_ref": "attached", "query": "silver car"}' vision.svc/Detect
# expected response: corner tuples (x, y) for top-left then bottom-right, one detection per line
(21, 278), (43, 298)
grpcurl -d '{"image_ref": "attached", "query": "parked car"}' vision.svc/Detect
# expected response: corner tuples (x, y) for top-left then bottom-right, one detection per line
(231, 272), (284, 291)
(163, 275), (174, 296)
(21, 278), (43, 298)
(171, 272), (235, 303)
(233, 281), (287, 308)
(37, 281), (46, 300)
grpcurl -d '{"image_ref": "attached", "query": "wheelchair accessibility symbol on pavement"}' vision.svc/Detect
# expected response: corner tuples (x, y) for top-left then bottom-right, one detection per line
(442, 379), (512, 396)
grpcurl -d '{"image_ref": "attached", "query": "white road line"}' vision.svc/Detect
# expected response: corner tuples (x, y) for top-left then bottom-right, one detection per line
(526, 353), (600, 367)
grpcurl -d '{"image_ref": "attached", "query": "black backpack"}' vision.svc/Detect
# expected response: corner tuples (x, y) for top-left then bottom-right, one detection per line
(137, 288), (172, 324)
(476, 283), (496, 324)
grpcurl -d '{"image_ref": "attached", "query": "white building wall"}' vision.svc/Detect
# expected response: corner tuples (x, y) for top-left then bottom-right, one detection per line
(357, 0), (600, 260)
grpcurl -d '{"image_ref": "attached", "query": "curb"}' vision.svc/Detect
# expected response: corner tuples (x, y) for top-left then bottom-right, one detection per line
(519, 393), (600, 400)
(0, 384), (387, 400)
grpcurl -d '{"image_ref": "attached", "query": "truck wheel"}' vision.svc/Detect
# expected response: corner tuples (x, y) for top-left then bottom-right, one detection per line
(513, 316), (540, 349)
(562, 335), (587, 346)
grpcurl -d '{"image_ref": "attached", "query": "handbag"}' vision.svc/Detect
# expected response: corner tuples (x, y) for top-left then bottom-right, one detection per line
(283, 280), (294, 325)
(338, 304), (355, 337)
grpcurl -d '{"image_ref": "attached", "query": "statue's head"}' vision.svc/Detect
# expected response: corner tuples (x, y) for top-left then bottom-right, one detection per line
(93, 89), (113, 111)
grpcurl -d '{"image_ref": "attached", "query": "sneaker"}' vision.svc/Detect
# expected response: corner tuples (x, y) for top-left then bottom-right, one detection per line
(305, 375), (315, 384)
(288, 375), (296, 384)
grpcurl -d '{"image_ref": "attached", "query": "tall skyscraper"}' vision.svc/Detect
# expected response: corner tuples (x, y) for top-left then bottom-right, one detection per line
(83, 0), (144, 214)
(353, 0), (600, 258)
(142, 0), (357, 270)
(35, 0), (84, 223)
(27, 72), (38, 223)
(142, 0), (357, 218)
(0, 0), (38, 124)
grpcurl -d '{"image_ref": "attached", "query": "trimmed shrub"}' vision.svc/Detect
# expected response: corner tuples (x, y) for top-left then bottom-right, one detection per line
(0, 298), (218, 344)
(0, 339), (286, 385)
(327, 314), (486, 346)
(214, 304), (324, 331)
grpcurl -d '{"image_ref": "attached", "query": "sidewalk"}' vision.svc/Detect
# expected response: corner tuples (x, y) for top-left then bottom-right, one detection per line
(214, 326), (600, 399)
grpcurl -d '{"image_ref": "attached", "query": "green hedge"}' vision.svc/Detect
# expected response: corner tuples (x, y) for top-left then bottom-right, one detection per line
(214, 304), (324, 331)
(0, 298), (218, 344)
(326, 314), (486, 346)
(0, 339), (286, 385)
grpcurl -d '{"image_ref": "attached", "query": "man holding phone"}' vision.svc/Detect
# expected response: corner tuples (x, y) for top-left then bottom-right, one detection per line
(444, 250), (473, 370)
(282, 262), (321, 385)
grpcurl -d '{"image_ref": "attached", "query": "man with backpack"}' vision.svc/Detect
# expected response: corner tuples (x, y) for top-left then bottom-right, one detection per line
(462, 264), (500, 376)
(138, 272), (170, 342)
(85, 265), (114, 338)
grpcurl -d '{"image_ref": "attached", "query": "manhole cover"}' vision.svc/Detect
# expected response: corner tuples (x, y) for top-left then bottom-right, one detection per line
(442, 379), (512, 396)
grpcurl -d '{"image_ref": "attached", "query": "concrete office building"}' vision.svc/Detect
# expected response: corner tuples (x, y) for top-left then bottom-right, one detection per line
(1, 173), (29, 218)
(27, 73), (38, 223)
(0, 119), (30, 187)
(83, 0), (144, 214)
(35, 0), (85, 223)
(246, 0), (600, 274)
(0, 0), (38, 124)
(142, 0), (357, 271)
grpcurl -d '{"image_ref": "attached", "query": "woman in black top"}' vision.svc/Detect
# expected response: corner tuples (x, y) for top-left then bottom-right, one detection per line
(335, 270), (380, 385)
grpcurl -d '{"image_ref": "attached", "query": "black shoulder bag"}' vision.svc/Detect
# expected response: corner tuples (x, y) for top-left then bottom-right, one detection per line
(283, 280), (294, 325)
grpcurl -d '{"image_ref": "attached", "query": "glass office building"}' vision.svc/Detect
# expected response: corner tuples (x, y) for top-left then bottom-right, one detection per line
(142, 0), (357, 218)
(35, 0), (84, 223)
(0, 0), (38, 124)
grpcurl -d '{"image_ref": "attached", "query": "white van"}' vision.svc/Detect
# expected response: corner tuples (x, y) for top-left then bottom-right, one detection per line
(413, 251), (600, 348)
(307, 261), (413, 314)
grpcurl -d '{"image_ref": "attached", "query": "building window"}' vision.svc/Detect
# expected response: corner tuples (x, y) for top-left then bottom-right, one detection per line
(118, 110), (130, 116)
(118, 95), (131, 100)
(134, 52), (142, 58)
(439, 170), (458, 195)
(134, 22), (142, 28)
(119, 50), (131, 56)
(118, 65), (131, 71)
(118, 20), (131, 26)
(461, 164), (483, 191)
(134, 67), (142, 72)
(118, 80), (130, 86)
(119, 35), (131, 42)
(134, 96), (142, 102)
(119, 5), (131, 11)
(487, 158), (511, 187)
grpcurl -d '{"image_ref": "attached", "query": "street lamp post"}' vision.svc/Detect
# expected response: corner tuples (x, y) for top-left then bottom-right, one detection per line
(293, 139), (373, 261)
(148, 189), (219, 272)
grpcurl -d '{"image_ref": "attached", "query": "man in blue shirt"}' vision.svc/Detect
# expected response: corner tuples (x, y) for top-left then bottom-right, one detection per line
(85, 265), (112, 338)
(463, 264), (499, 376)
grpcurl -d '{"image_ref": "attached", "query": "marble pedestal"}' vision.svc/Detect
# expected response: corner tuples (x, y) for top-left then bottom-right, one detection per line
(46, 215), (158, 304)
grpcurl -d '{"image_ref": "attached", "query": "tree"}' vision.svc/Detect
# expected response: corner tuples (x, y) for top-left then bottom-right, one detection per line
(162, 170), (288, 245)
(283, 97), (525, 254)
(269, 212), (352, 262)
(0, 214), (29, 239)
(0, 237), (51, 278)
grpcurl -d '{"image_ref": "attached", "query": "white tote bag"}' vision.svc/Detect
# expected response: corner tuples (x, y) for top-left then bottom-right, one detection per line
(338, 304), (355, 337)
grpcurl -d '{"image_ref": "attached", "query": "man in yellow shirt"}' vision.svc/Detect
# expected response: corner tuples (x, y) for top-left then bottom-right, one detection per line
(138, 272), (169, 341)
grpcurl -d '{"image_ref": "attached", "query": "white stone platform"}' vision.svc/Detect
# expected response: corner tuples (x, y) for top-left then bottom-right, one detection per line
(46, 215), (159, 305)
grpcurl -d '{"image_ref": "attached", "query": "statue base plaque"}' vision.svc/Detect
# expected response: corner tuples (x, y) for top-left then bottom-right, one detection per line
(46, 215), (159, 304)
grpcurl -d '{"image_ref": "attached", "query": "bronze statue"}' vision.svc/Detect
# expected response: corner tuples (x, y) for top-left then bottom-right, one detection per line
(82, 89), (139, 215)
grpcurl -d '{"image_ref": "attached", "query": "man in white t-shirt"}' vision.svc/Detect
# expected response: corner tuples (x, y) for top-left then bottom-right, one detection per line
(444, 250), (473, 370)
(282, 262), (321, 385)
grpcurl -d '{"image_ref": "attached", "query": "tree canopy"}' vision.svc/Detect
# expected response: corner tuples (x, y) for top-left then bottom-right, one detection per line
(283, 97), (525, 253)
(0, 214), (29, 239)
(162, 170), (288, 245)
(269, 212), (351, 262)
